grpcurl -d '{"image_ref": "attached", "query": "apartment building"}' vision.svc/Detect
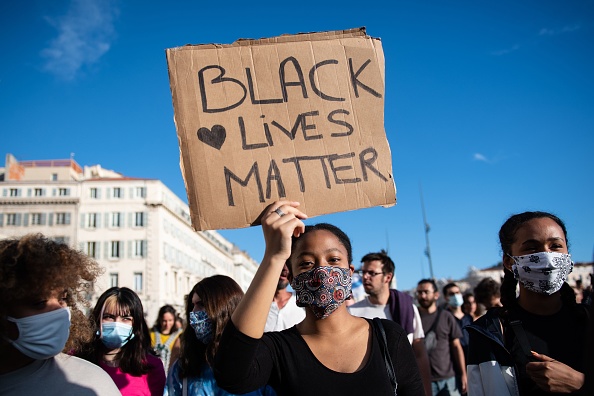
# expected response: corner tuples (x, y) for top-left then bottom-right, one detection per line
(0, 154), (259, 322)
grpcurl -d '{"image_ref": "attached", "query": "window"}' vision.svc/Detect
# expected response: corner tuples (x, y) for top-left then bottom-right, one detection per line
(52, 236), (67, 244)
(87, 213), (97, 228)
(110, 212), (121, 228)
(6, 213), (18, 226)
(110, 273), (119, 288)
(31, 213), (43, 225)
(34, 188), (44, 197)
(110, 241), (121, 258)
(113, 187), (122, 198)
(135, 187), (146, 198)
(133, 272), (143, 292)
(9, 188), (19, 197)
(90, 188), (98, 199)
(133, 240), (147, 258)
(51, 173), (58, 181)
(58, 188), (69, 196)
(56, 212), (70, 225)
(86, 242), (98, 258)
(135, 212), (146, 227)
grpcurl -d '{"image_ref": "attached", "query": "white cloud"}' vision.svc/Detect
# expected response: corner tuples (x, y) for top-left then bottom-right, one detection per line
(41, 0), (118, 80)
(491, 44), (520, 56)
(539, 25), (580, 36)
(473, 153), (489, 163)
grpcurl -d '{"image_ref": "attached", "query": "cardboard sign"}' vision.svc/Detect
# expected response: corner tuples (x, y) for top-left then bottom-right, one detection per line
(166, 27), (396, 230)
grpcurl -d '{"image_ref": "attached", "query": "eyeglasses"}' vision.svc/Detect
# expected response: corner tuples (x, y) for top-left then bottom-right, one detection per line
(357, 270), (384, 277)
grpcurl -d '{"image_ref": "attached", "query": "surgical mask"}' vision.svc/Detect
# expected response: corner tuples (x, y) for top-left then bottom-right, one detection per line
(510, 252), (573, 295)
(291, 266), (352, 319)
(101, 322), (134, 349)
(448, 293), (464, 308)
(6, 307), (71, 360)
(189, 310), (213, 344)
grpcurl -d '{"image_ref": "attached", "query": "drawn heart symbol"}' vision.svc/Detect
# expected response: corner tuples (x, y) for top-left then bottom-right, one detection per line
(197, 125), (226, 150)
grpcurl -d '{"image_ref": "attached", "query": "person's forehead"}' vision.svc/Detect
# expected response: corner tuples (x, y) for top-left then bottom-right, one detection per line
(447, 286), (460, 294)
(362, 260), (383, 270)
(417, 283), (433, 291)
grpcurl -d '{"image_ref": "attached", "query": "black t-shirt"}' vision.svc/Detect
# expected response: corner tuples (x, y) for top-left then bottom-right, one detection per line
(213, 318), (424, 396)
(504, 304), (588, 395)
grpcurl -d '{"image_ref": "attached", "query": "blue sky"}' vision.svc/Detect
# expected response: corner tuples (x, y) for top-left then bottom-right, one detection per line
(2, 0), (593, 290)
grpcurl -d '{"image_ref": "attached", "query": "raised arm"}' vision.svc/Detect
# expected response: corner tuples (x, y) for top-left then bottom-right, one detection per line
(230, 201), (306, 338)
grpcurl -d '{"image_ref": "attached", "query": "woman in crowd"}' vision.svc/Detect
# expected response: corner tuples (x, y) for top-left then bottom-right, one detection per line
(78, 287), (165, 395)
(462, 292), (480, 321)
(213, 201), (423, 395)
(151, 304), (182, 372)
(0, 234), (120, 395)
(165, 274), (275, 395)
(467, 211), (589, 395)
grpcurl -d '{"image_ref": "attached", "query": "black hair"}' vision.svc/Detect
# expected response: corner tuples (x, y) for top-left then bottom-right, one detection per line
(442, 282), (459, 297)
(474, 277), (501, 307)
(77, 287), (154, 375)
(417, 278), (438, 292)
(361, 249), (394, 275)
(153, 304), (177, 333)
(498, 211), (576, 315)
(287, 223), (352, 276)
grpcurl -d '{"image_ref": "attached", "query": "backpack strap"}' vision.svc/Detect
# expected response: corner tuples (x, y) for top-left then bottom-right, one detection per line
(372, 318), (398, 395)
(427, 307), (442, 334)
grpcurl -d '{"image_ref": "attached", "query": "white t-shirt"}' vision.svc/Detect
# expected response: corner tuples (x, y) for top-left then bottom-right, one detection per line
(348, 297), (425, 344)
(0, 353), (121, 395)
(264, 294), (306, 332)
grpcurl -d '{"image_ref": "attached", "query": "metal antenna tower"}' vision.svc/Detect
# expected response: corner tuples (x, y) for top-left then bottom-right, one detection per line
(420, 184), (435, 280)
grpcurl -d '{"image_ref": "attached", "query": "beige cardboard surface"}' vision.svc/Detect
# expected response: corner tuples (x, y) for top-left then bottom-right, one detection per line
(166, 27), (396, 230)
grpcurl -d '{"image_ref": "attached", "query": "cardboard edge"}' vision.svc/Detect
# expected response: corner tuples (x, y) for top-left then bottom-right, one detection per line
(166, 27), (374, 52)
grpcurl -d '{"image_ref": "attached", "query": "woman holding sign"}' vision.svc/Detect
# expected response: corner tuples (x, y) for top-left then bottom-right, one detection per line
(213, 201), (423, 395)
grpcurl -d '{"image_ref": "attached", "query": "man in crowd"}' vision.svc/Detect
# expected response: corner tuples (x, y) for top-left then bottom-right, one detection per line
(349, 251), (432, 396)
(264, 263), (305, 331)
(417, 279), (466, 396)
(442, 282), (472, 394)
(473, 277), (502, 312)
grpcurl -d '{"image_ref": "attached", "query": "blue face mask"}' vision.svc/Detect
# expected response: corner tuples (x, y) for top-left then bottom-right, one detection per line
(448, 293), (464, 308)
(189, 310), (213, 344)
(101, 322), (134, 349)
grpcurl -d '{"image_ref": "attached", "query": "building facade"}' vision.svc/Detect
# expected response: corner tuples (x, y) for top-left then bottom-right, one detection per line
(0, 154), (259, 322)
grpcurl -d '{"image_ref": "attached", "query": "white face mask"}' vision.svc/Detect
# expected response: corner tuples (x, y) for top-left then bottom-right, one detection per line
(6, 307), (71, 360)
(510, 252), (573, 295)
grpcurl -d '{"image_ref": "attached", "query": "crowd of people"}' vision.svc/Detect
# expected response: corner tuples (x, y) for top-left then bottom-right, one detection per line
(1, 203), (592, 396)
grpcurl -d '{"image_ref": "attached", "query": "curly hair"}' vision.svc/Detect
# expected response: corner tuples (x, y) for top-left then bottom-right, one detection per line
(77, 287), (155, 376)
(0, 233), (101, 353)
(178, 275), (243, 379)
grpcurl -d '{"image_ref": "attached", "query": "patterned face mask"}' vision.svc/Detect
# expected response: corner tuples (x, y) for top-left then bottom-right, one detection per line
(510, 252), (573, 295)
(189, 310), (213, 344)
(291, 266), (352, 319)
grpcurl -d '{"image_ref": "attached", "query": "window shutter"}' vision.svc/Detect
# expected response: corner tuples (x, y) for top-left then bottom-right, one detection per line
(96, 242), (101, 259)
(97, 188), (102, 199)
(143, 212), (148, 226)
(80, 214), (85, 228)
(52, 189), (56, 196)
(17, 189), (22, 197)
(106, 188), (111, 199)
(105, 242), (109, 258)
(130, 187), (134, 198)
(79, 242), (85, 252)
(15, 214), (22, 226)
(23, 214), (29, 226)
(27, 189), (32, 197)
(128, 212), (133, 227)
(65, 213), (71, 225)
(105, 213), (110, 227)
(41, 213), (47, 225)
(48, 213), (53, 226)
(2, 189), (6, 197)
(128, 241), (132, 258)
(0, 214), (3, 227)
(143, 240), (148, 258)
(96, 214), (101, 228)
